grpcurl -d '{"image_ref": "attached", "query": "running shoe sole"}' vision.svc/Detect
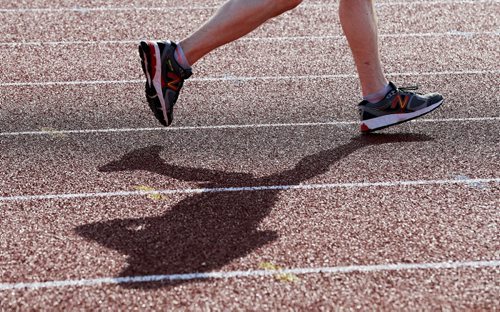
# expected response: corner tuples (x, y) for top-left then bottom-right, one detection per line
(360, 99), (444, 133)
(139, 41), (171, 126)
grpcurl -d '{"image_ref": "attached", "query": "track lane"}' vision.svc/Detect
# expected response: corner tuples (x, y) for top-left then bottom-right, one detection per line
(1, 34), (498, 83)
(1, 268), (497, 309)
(0, 2), (497, 43)
(1, 0), (495, 9)
(1, 74), (498, 133)
(1, 185), (498, 283)
(0, 123), (499, 197)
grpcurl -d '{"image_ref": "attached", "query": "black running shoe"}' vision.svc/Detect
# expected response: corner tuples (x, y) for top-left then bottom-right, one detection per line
(139, 40), (192, 126)
(359, 82), (444, 133)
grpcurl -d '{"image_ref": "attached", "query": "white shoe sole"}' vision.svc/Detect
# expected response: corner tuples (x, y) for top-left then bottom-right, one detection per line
(361, 100), (444, 132)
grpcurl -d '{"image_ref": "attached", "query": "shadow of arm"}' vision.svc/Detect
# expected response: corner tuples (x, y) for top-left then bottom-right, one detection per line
(270, 133), (433, 184)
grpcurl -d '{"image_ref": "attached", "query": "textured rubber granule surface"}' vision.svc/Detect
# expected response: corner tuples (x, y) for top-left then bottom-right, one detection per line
(1, 0), (499, 309)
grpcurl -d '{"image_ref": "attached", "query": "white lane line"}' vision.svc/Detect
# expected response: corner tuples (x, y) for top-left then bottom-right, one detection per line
(1, 70), (499, 87)
(1, 117), (499, 137)
(0, 79), (142, 87)
(0, 0), (497, 13)
(0, 121), (356, 136)
(2, 31), (497, 47)
(1, 178), (499, 202)
(0, 259), (498, 291)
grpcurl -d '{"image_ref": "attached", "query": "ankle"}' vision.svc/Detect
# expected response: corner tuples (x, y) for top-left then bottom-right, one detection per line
(363, 82), (392, 103)
(174, 43), (192, 70)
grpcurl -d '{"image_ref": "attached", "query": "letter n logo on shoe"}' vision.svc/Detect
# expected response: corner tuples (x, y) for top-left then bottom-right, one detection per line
(391, 95), (410, 112)
(163, 72), (181, 91)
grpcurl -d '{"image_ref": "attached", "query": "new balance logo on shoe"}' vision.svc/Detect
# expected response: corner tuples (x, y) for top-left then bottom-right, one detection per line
(164, 72), (181, 91)
(390, 95), (410, 111)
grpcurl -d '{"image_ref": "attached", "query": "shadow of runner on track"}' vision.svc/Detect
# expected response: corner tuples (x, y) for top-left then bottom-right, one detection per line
(75, 133), (432, 289)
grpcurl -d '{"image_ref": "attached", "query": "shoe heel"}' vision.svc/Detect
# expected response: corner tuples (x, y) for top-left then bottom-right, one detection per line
(138, 41), (153, 86)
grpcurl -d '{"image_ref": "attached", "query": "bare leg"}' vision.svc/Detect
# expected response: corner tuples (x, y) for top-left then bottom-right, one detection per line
(179, 0), (302, 65)
(339, 0), (388, 97)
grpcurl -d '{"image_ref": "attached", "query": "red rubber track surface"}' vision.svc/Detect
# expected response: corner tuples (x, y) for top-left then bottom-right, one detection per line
(1, 0), (499, 310)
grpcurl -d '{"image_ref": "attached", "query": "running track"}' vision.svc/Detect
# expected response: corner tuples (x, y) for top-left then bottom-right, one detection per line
(1, 0), (499, 309)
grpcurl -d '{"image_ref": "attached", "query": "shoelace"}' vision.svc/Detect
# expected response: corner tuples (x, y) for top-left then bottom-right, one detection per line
(398, 85), (420, 95)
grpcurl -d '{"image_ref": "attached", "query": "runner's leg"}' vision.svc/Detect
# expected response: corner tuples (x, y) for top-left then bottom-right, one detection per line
(339, 0), (388, 97)
(179, 0), (303, 65)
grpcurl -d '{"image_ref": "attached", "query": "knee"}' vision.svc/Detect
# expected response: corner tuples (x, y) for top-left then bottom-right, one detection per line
(272, 0), (303, 13)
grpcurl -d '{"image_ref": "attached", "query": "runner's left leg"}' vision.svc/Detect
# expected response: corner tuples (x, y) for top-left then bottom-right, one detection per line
(139, 0), (303, 126)
(180, 0), (303, 65)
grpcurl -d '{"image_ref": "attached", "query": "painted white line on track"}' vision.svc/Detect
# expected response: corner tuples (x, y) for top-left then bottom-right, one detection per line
(1, 31), (497, 47)
(0, 121), (356, 136)
(0, 0), (497, 13)
(0, 178), (499, 202)
(1, 70), (499, 87)
(0, 259), (498, 291)
(1, 117), (499, 137)
(0, 79), (142, 87)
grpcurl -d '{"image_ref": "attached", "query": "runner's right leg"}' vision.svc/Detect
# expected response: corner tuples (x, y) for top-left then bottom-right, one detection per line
(339, 0), (444, 133)
(139, 0), (303, 126)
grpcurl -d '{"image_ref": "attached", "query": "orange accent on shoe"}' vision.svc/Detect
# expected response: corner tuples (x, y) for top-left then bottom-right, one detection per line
(391, 95), (410, 112)
(163, 72), (181, 91)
